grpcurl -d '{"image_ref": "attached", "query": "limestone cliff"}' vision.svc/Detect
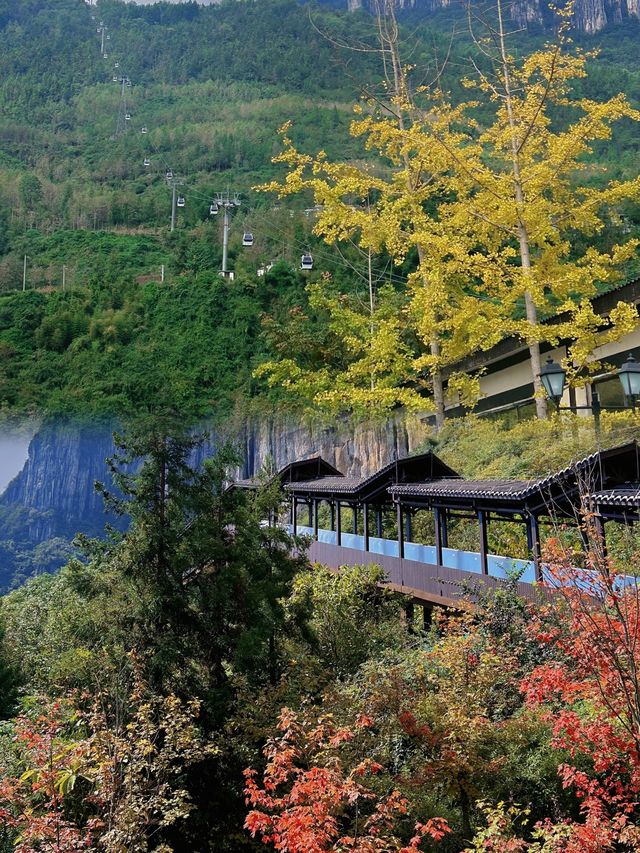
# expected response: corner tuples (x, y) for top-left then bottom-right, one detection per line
(0, 414), (429, 589)
(232, 415), (429, 480)
(345, 0), (639, 33)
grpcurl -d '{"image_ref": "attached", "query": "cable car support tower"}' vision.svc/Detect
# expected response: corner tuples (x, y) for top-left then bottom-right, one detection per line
(211, 191), (241, 277)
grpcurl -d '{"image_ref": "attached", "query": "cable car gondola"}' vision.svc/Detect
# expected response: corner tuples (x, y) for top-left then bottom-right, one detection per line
(125, 113), (131, 121)
(301, 253), (313, 271)
(114, 62), (119, 68)
(177, 196), (185, 208)
(209, 203), (219, 215)
(242, 232), (254, 247)
(143, 158), (151, 167)
(113, 76), (119, 83)
(166, 170), (173, 180)
(141, 127), (148, 134)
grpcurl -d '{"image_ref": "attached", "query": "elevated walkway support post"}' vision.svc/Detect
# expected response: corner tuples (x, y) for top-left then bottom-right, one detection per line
(336, 500), (342, 546)
(352, 504), (358, 535)
(313, 499), (319, 538)
(423, 604), (433, 630)
(292, 497), (298, 535)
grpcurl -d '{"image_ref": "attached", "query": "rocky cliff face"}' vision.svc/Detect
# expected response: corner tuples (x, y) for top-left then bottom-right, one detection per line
(0, 414), (429, 589)
(346, 0), (639, 33)
(1, 422), (119, 544)
(125, 0), (640, 32)
(233, 414), (429, 480)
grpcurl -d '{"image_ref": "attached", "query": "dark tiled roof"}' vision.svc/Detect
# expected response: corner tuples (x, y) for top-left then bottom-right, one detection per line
(538, 441), (638, 485)
(390, 477), (538, 501)
(228, 455), (343, 491)
(232, 478), (262, 490)
(286, 476), (363, 495)
(286, 451), (460, 499)
(390, 441), (640, 506)
(234, 441), (640, 513)
(590, 486), (640, 507)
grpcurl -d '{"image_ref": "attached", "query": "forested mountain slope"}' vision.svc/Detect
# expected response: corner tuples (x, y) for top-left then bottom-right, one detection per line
(0, 0), (638, 588)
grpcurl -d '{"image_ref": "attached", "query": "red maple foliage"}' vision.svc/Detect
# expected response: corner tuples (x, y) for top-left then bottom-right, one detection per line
(0, 701), (93, 853)
(244, 707), (450, 852)
(521, 530), (640, 850)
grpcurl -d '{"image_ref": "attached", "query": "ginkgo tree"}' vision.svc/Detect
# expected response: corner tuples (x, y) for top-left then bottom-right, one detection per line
(436, 0), (640, 418)
(257, 88), (502, 427)
(256, 0), (639, 427)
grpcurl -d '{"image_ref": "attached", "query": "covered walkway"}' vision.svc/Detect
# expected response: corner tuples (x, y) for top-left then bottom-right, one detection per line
(233, 442), (640, 607)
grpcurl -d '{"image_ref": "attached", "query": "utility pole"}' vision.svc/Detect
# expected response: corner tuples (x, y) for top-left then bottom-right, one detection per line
(170, 182), (178, 232)
(22, 255), (27, 292)
(98, 23), (107, 56)
(222, 204), (230, 274)
(212, 191), (241, 277)
(115, 76), (128, 137)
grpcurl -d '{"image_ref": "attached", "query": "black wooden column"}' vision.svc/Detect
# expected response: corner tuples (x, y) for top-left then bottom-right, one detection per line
(352, 504), (358, 535)
(336, 500), (342, 546)
(363, 503), (370, 551)
(526, 514), (542, 581)
(440, 509), (449, 548)
(313, 499), (319, 538)
(292, 496), (298, 534)
(330, 500), (335, 532)
(594, 514), (608, 562)
(397, 501), (405, 559)
(478, 510), (489, 575)
(434, 507), (443, 565)
(404, 509), (413, 543)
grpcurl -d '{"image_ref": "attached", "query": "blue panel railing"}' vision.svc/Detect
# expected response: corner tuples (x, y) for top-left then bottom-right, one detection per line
(369, 535), (400, 558)
(405, 541), (437, 564)
(318, 528), (337, 545)
(295, 525), (537, 584)
(489, 554), (537, 584)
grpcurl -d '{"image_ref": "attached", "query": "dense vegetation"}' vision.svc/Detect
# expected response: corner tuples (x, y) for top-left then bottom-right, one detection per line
(0, 2), (639, 849)
(1, 423), (640, 850)
(0, 0), (638, 422)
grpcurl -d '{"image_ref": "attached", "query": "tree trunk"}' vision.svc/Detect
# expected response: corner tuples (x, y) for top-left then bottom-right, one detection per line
(524, 286), (547, 420)
(377, 9), (448, 431)
(458, 783), (473, 842)
(431, 342), (446, 432)
(497, 0), (547, 420)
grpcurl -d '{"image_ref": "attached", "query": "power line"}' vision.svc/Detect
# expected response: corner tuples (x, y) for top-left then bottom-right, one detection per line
(93, 9), (412, 289)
